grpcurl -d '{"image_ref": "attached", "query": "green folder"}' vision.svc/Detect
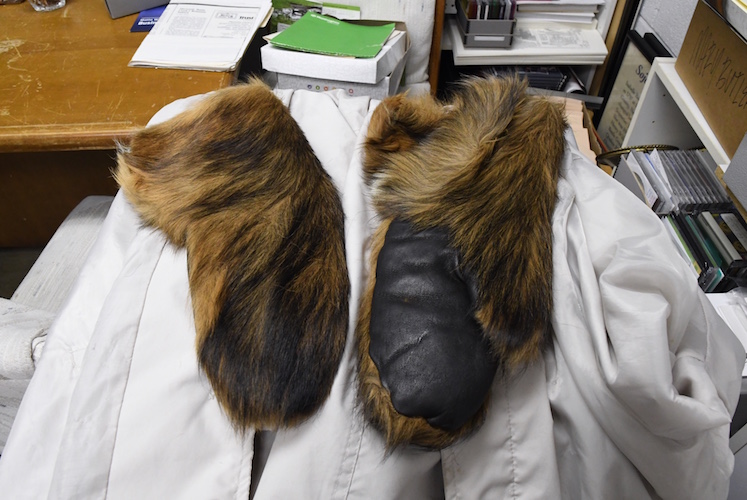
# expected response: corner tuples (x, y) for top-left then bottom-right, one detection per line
(269, 12), (395, 58)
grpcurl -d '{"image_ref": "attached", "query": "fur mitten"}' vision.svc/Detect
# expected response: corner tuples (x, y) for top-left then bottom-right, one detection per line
(357, 75), (567, 449)
(115, 79), (349, 431)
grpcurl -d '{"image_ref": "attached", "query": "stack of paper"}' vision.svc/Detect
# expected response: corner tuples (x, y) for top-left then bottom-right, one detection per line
(129, 0), (273, 72)
(514, 0), (603, 27)
(260, 12), (409, 99)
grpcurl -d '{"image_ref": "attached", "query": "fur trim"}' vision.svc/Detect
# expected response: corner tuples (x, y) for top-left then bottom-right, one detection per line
(115, 79), (349, 430)
(357, 75), (567, 448)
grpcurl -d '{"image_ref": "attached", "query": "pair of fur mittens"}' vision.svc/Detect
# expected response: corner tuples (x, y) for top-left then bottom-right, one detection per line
(116, 75), (566, 451)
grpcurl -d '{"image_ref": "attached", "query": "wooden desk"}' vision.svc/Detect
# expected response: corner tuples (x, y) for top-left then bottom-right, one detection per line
(0, 0), (237, 246)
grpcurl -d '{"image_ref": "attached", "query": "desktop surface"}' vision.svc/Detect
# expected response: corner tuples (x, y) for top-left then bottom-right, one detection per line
(0, 0), (235, 153)
(0, 0), (238, 246)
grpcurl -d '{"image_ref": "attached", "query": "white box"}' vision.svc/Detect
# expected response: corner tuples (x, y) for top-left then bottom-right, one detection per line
(275, 50), (406, 100)
(261, 22), (408, 84)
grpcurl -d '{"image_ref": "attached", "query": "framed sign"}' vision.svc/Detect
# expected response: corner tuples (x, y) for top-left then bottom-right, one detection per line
(596, 31), (664, 151)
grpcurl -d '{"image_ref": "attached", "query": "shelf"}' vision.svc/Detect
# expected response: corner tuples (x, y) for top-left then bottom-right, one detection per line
(623, 58), (731, 170)
(447, 17), (608, 66)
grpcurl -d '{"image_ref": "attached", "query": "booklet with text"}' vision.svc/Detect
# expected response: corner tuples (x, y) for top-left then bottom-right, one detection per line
(129, 0), (273, 71)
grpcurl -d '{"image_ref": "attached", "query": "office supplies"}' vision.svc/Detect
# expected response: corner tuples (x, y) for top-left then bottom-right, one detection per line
(130, 5), (166, 32)
(129, 0), (272, 71)
(455, 0), (515, 48)
(262, 25), (407, 84)
(268, 12), (394, 58)
(270, 0), (361, 32)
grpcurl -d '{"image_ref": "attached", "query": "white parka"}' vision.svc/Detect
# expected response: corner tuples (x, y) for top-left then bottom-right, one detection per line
(0, 88), (743, 500)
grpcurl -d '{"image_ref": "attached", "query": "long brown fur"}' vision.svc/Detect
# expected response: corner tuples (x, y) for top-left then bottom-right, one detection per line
(115, 79), (349, 431)
(357, 75), (567, 448)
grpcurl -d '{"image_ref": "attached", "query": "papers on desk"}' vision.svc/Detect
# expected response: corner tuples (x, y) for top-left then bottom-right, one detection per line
(129, 0), (273, 72)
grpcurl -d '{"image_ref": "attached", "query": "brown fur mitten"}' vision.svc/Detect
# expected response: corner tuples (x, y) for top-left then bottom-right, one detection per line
(357, 75), (567, 449)
(115, 79), (349, 430)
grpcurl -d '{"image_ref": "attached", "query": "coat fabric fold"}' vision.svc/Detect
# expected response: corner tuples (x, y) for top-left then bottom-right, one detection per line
(0, 86), (743, 499)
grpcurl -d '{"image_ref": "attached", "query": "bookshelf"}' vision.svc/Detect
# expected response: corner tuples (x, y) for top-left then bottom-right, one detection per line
(441, 0), (619, 89)
(623, 57), (731, 171)
(445, 17), (608, 66)
(620, 56), (747, 296)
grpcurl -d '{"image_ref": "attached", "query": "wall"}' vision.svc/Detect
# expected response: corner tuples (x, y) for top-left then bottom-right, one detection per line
(633, 0), (698, 56)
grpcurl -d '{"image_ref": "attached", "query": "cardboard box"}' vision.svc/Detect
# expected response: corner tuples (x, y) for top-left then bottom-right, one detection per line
(275, 50), (406, 100)
(261, 21), (408, 84)
(104, 0), (165, 19)
(676, 0), (747, 158)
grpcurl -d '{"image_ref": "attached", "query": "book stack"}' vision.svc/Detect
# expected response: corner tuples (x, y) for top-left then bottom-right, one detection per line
(613, 148), (747, 292)
(260, 12), (409, 99)
(513, 0), (604, 28)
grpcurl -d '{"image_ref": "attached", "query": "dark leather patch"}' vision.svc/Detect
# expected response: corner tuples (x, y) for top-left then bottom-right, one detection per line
(369, 220), (499, 431)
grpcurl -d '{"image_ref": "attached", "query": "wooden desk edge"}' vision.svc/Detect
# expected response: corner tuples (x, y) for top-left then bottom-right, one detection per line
(0, 127), (142, 153)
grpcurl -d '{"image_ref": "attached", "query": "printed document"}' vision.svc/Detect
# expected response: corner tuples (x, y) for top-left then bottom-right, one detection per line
(129, 0), (273, 71)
